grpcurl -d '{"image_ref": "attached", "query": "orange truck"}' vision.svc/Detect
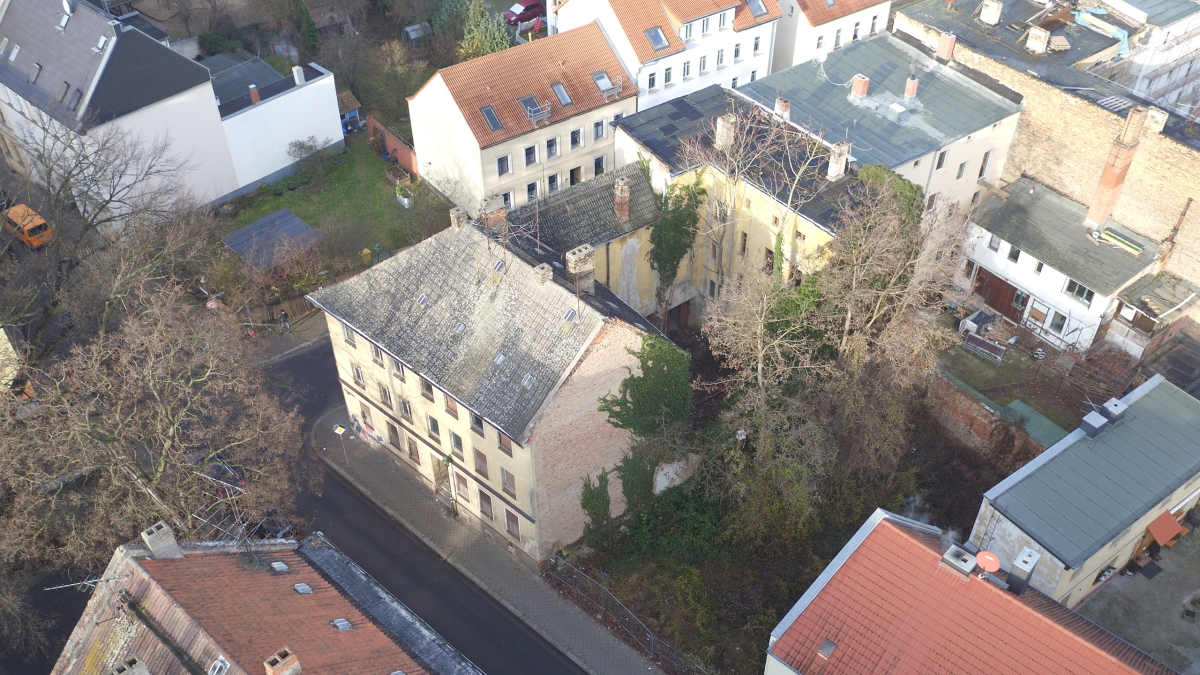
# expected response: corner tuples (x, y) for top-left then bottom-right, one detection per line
(3, 204), (52, 249)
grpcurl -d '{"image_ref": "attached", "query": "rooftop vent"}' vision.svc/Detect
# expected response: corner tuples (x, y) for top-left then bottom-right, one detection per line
(1008, 547), (1041, 595)
(1026, 26), (1050, 54)
(331, 618), (353, 631)
(1101, 398), (1128, 422)
(521, 373), (534, 388)
(942, 544), (977, 575)
(979, 0), (1002, 26)
(494, 353), (506, 366)
(294, 583), (313, 594)
(1081, 410), (1108, 438)
(533, 263), (553, 285)
(417, 293), (429, 307)
(270, 561), (289, 573)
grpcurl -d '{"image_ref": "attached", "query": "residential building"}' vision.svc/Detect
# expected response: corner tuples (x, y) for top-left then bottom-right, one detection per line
(0, 0), (342, 205)
(967, 375), (1200, 612)
(770, 0), (890, 72)
(408, 23), (637, 216)
(893, 0), (1200, 288)
(307, 211), (656, 563)
(550, 0), (781, 110)
(52, 523), (481, 675)
(767, 508), (1175, 675)
(739, 32), (1024, 215)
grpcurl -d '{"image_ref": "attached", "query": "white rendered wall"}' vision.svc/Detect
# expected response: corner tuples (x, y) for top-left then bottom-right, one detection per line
(771, 0), (890, 72)
(409, 73), (486, 214)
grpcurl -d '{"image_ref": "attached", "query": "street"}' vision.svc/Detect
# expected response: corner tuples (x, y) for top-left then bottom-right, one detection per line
(269, 342), (587, 675)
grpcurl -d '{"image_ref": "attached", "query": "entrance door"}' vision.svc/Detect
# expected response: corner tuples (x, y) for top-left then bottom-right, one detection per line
(432, 456), (449, 498)
(667, 299), (691, 331)
(973, 266), (1022, 323)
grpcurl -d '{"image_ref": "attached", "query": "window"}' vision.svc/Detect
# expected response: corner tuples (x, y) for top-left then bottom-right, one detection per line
(834, 29), (842, 48)
(734, 43), (741, 60)
(502, 192), (512, 208)
(754, 36), (761, 53)
(501, 468), (516, 496)
(499, 433), (513, 456)
(796, 228), (806, 241)
(1118, 302), (1157, 334)
(764, 247), (775, 273)
(1035, 261), (1044, 274)
(505, 509), (521, 539)
(427, 414), (440, 440)
(592, 71), (614, 92)
(913, 159), (921, 168)
(646, 26), (669, 51)
(379, 384), (392, 408)
(1049, 311), (1067, 334)
(700, 55), (708, 73)
(527, 181), (538, 202)
(497, 155), (510, 176)
(525, 145), (537, 166)
(360, 402), (373, 427)
(420, 378), (435, 401)
(593, 120), (605, 140)
(1013, 290), (1030, 311)
(209, 657), (231, 675)
(474, 448), (489, 478)
(750, 70), (757, 82)
(455, 471), (470, 503)
(547, 137), (558, 158)
(548, 173), (559, 193)
(816, 35), (824, 50)
(471, 412), (485, 436)
(58, 13), (70, 29)
(342, 321), (356, 346)
(391, 356), (405, 380)
(719, 11), (727, 29)
(570, 128), (582, 149)
(871, 15), (878, 34)
(730, 77), (738, 88)
(479, 490), (494, 519)
(387, 422), (400, 448)
(663, 67), (673, 85)
(979, 150), (992, 179)
(7, 45), (18, 62)
(739, 231), (748, 255)
(57, 82), (69, 103)
(352, 365), (364, 386)
(988, 234), (1000, 251)
(95, 35), (108, 51)
(936, 150), (947, 170)
(971, 190), (981, 206)
(648, 71), (657, 90)
(551, 82), (572, 106)
(853, 22), (860, 40)
(407, 436), (419, 462)
(683, 61), (692, 79)
(1007, 246), (1021, 262)
(711, 242), (718, 259)
(702, 17), (710, 33)
(399, 398), (412, 421)
(717, 49), (725, 67)
(956, 162), (967, 180)
(594, 155), (605, 175)
(964, 260), (976, 277)
(67, 89), (82, 111)
(481, 106), (502, 132)
(371, 344), (384, 365)
(450, 431), (464, 458)
(1065, 279), (1095, 306)
(445, 397), (458, 418)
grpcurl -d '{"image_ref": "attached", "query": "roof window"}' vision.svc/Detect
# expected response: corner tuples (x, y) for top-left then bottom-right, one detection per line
(28, 63), (40, 84)
(494, 353), (506, 366)
(825, 0), (835, 7)
(270, 561), (289, 572)
(67, 89), (82, 111)
(564, 309), (577, 322)
(748, 0), (768, 16)
(331, 618), (353, 631)
(8, 44), (18, 62)
(521, 373), (534, 388)
(417, 293), (429, 306)
(551, 82), (572, 106)
(294, 583), (313, 594)
(494, 259), (506, 272)
(481, 105), (503, 132)
(645, 27), (669, 51)
(94, 35), (108, 52)
(592, 72), (614, 92)
(454, 322), (466, 335)
(57, 14), (70, 30)
(519, 95), (549, 123)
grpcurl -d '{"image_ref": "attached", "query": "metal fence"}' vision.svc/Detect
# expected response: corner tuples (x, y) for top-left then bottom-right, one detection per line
(545, 554), (711, 675)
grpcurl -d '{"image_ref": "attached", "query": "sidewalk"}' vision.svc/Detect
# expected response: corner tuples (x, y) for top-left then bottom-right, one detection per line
(262, 311), (330, 365)
(311, 403), (664, 675)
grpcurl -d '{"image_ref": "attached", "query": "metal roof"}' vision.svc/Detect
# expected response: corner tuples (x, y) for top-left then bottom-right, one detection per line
(737, 33), (1023, 168)
(221, 208), (323, 274)
(1122, 0), (1200, 26)
(970, 177), (1158, 296)
(985, 375), (1200, 569)
(1118, 273), (1200, 321)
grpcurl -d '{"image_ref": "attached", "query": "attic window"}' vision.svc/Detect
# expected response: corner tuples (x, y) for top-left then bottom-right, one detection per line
(58, 14), (70, 30)
(592, 72), (614, 92)
(208, 656), (230, 675)
(293, 583), (313, 594)
(645, 27), (669, 51)
(8, 44), (18, 62)
(493, 259), (505, 272)
(748, 0), (768, 17)
(564, 309), (577, 322)
(270, 561), (289, 572)
(521, 374), (535, 388)
(94, 35), (108, 52)
(331, 618), (353, 631)
(454, 322), (466, 335)
(825, 0), (835, 6)
(28, 63), (42, 84)
(494, 353), (506, 366)
(551, 82), (572, 106)
(417, 293), (429, 306)
(481, 105), (503, 132)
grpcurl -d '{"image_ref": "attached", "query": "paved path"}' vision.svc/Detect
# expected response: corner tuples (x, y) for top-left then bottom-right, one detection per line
(262, 310), (330, 365)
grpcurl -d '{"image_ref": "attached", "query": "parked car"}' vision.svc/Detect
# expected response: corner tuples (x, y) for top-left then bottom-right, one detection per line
(3, 204), (52, 249)
(504, 0), (543, 25)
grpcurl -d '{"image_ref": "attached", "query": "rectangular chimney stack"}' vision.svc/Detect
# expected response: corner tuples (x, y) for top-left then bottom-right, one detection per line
(564, 244), (595, 295)
(904, 76), (919, 99)
(1085, 107), (1147, 228)
(715, 113), (736, 152)
(249, 84), (260, 104)
(774, 97), (791, 119)
(141, 520), (183, 559)
(937, 32), (957, 60)
(264, 647), (301, 675)
(614, 176), (631, 223)
(850, 74), (869, 98)
(827, 141), (850, 181)
(292, 65), (305, 86)
(1008, 547), (1040, 595)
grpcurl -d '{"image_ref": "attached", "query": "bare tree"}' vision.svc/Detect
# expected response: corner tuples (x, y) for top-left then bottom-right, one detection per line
(0, 284), (306, 573)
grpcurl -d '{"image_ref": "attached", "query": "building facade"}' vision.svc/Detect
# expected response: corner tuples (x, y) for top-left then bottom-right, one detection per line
(770, 0), (890, 72)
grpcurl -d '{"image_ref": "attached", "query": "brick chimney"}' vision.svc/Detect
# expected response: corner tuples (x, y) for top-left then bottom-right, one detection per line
(141, 521), (183, 559)
(292, 65), (305, 86)
(613, 176), (631, 223)
(108, 655), (151, 675)
(715, 113), (736, 152)
(479, 196), (508, 234)
(533, 263), (553, 284)
(827, 141), (851, 181)
(850, 74), (869, 98)
(1085, 106), (1148, 228)
(564, 244), (595, 295)
(249, 84), (260, 104)
(937, 32), (957, 60)
(774, 97), (791, 119)
(449, 207), (468, 230)
(904, 76), (919, 100)
(264, 647), (301, 675)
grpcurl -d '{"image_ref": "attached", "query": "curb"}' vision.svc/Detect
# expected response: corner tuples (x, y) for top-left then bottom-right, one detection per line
(308, 407), (618, 675)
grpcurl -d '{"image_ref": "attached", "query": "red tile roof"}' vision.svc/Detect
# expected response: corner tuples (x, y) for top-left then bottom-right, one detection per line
(141, 550), (429, 675)
(733, 0), (783, 31)
(420, 23), (636, 149)
(609, 0), (686, 64)
(770, 519), (1175, 675)
(660, 0), (740, 22)
(793, 0), (885, 27)
(1148, 511), (1183, 545)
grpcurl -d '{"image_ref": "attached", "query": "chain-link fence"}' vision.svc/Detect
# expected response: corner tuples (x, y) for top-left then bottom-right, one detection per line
(545, 554), (712, 675)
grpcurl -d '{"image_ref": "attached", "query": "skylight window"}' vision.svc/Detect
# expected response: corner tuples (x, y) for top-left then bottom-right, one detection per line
(417, 293), (429, 306)
(94, 35), (107, 52)
(551, 82), (572, 106)
(494, 259), (506, 272)
(592, 72), (614, 92)
(521, 374), (535, 388)
(518, 95), (541, 116)
(825, 0), (835, 7)
(331, 618), (353, 631)
(294, 583), (313, 594)
(645, 27), (669, 51)
(58, 14), (70, 30)
(494, 353), (506, 366)
(454, 322), (466, 335)
(270, 561), (289, 572)
(481, 105), (502, 132)
(564, 309), (577, 322)
(8, 45), (18, 63)
(747, 0), (768, 17)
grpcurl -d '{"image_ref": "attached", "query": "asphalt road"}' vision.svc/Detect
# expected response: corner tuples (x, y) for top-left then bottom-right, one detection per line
(270, 342), (587, 675)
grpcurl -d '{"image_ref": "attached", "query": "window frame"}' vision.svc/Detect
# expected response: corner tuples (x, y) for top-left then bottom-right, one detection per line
(479, 490), (494, 519)
(647, 71), (657, 90)
(445, 397), (459, 419)
(570, 128), (583, 149)
(471, 412), (486, 436)
(450, 431), (464, 458)
(501, 467), (516, 497)
(1049, 311), (1067, 334)
(1064, 279), (1095, 307)
(988, 234), (1000, 251)
(455, 470), (470, 503)
(420, 378), (435, 402)
(474, 448), (489, 478)
(734, 43), (741, 60)
(342, 321), (357, 347)
(399, 398), (413, 422)
(407, 436), (419, 462)
(683, 60), (692, 79)
(699, 55), (708, 73)
(979, 150), (992, 179)
(594, 154), (605, 176)
(956, 161), (967, 180)
(524, 145), (537, 167)
(505, 508), (521, 539)
(499, 432), (513, 456)
(548, 173), (560, 193)
(664, 66), (673, 85)
(593, 119), (605, 140)
(371, 343), (385, 366)
(427, 413), (441, 441)
(497, 154), (511, 177)
(1007, 246), (1021, 262)
(390, 356), (405, 380)
(379, 384), (392, 408)
(546, 136), (559, 158)
(834, 29), (842, 48)
(936, 150), (947, 170)
(352, 364), (365, 386)
(526, 181), (538, 202)
(754, 36), (761, 53)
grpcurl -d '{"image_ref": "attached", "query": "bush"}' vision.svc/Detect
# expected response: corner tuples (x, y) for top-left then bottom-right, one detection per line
(198, 31), (241, 56)
(580, 472), (614, 551)
(627, 486), (725, 564)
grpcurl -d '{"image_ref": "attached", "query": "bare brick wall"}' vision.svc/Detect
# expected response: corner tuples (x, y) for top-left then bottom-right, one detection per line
(530, 320), (641, 556)
(895, 17), (1200, 282)
(928, 375), (1044, 473)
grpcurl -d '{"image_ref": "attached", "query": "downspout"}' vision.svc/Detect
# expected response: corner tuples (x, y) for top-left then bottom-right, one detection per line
(605, 240), (611, 286)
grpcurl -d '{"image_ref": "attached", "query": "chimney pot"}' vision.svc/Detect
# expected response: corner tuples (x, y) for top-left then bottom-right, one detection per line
(774, 97), (791, 119)
(1085, 106), (1147, 227)
(449, 207), (468, 230)
(564, 244), (595, 295)
(904, 76), (919, 99)
(248, 84), (260, 104)
(714, 113), (736, 152)
(140, 520), (183, 559)
(264, 647), (301, 675)
(613, 176), (631, 223)
(479, 197), (508, 234)
(850, 74), (870, 98)
(937, 31), (957, 60)
(827, 141), (850, 181)
(533, 263), (553, 284)
(291, 65), (305, 86)
(108, 655), (151, 675)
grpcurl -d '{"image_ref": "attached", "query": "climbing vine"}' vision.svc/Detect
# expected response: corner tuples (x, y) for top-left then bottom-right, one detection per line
(598, 334), (693, 438)
(857, 164), (924, 226)
(580, 472), (613, 550)
(645, 163), (706, 316)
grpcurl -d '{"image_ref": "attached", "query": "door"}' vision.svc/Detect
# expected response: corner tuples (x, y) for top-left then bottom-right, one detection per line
(973, 266), (1021, 323)
(570, 166), (582, 186)
(432, 457), (449, 498)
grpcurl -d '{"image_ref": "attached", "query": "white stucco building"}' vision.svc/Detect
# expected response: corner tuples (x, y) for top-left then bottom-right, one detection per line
(770, 0), (890, 72)
(550, 0), (781, 110)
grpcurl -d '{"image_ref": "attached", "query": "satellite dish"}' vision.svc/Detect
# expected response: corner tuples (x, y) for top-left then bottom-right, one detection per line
(62, 0), (75, 15)
(977, 550), (1001, 574)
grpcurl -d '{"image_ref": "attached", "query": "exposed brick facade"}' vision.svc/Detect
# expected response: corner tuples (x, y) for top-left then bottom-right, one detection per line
(928, 375), (1044, 473)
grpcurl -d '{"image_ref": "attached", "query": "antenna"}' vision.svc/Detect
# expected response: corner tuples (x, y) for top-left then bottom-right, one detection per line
(44, 575), (120, 592)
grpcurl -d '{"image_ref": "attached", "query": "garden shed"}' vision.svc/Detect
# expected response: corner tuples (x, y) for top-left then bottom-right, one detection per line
(221, 208), (323, 275)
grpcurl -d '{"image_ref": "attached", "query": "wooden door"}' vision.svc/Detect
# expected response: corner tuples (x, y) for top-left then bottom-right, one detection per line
(974, 267), (1021, 323)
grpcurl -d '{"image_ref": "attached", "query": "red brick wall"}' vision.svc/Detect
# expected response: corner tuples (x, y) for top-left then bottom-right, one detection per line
(367, 115), (419, 177)
(929, 376), (1044, 472)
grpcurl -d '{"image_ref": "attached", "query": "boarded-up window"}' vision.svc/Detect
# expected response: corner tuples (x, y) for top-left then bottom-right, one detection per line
(505, 509), (520, 539)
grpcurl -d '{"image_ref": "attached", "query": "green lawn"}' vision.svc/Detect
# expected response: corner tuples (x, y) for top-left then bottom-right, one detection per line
(223, 134), (449, 254)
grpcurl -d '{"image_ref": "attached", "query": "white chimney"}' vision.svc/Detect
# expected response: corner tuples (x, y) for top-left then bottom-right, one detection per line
(980, 0), (1003, 26)
(140, 520), (183, 559)
(292, 65), (305, 85)
(715, 113), (736, 152)
(827, 141), (850, 181)
(1026, 26), (1050, 54)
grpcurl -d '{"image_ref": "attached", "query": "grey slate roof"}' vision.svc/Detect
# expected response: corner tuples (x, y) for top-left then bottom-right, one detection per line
(737, 33), (1023, 168)
(1118, 273), (1200, 321)
(89, 27), (211, 123)
(217, 64), (324, 118)
(615, 84), (744, 175)
(970, 177), (1158, 296)
(506, 163), (661, 254)
(307, 223), (607, 442)
(221, 208), (323, 274)
(299, 534), (484, 675)
(985, 376), (1200, 569)
(201, 52), (287, 104)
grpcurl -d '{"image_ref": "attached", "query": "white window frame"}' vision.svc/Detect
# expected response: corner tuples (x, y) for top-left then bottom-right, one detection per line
(570, 128), (583, 149)
(702, 17), (710, 34)
(734, 43), (741, 61)
(699, 55), (708, 73)
(593, 119), (606, 140)
(379, 384), (392, 407)
(497, 154), (511, 177)
(505, 508), (521, 539)
(647, 71), (657, 90)
(524, 145), (538, 167)
(683, 60), (692, 79)
(547, 172), (560, 193)
(546, 136), (559, 158)
(526, 181), (538, 203)
(341, 321), (356, 346)
(427, 413), (441, 439)
(754, 36), (761, 53)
